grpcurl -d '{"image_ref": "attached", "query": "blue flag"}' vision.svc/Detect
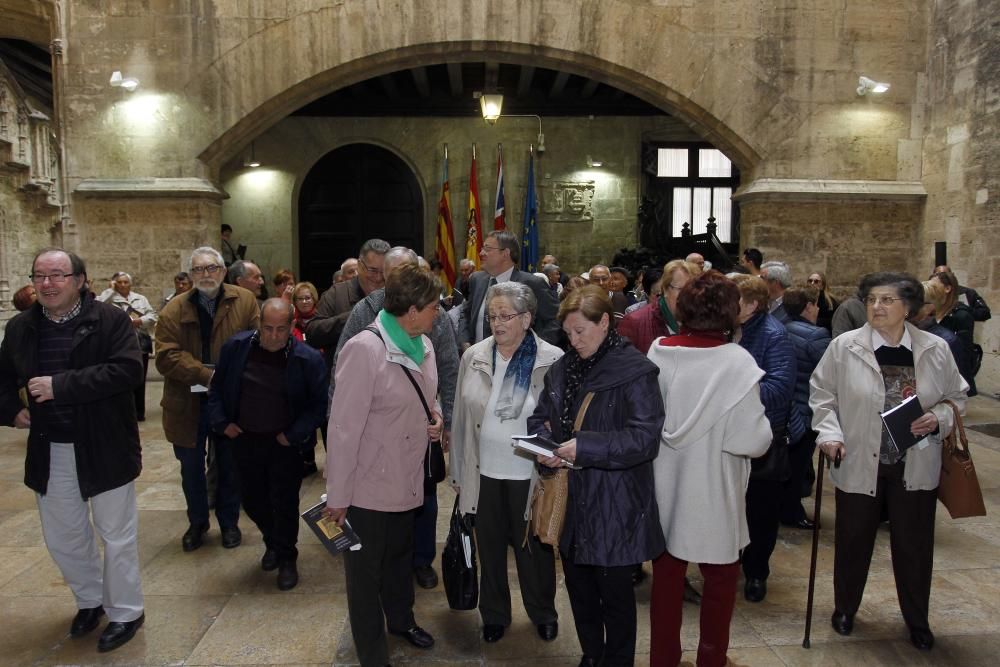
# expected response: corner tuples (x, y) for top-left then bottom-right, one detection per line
(520, 151), (539, 273)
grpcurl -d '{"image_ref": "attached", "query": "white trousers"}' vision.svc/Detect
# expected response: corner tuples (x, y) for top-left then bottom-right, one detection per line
(36, 442), (144, 622)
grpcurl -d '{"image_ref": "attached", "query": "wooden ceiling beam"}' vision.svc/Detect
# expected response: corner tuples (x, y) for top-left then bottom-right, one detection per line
(446, 62), (463, 97)
(549, 71), (570, 98)
(410, 66), (431, 98)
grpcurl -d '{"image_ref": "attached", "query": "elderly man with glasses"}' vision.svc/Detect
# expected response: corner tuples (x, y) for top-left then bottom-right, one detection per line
(156, 247), (261, 553)
(458, 230), (560, 350)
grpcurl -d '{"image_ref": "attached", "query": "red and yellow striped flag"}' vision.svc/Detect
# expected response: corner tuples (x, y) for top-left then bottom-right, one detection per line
(435, 147), (457, 291)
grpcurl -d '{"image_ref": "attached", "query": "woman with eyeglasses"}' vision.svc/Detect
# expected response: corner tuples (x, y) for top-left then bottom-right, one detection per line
(290, 282), (320, 344)
(807, 272), (839, 334)
(449, 282), (563, 645)
(809, 272), (968, 652)
(618, 259), (698, 355)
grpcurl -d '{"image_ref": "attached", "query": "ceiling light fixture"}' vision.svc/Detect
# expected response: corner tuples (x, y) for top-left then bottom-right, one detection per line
(479, 93), (504, 124)
(586, 156), (603, 168)
(856, 76), (890, 96)
(109, 70), (140, 92)
(244, 141), (261, 168)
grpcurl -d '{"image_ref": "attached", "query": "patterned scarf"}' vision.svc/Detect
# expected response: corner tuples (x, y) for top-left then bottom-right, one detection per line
(492, 332), (537, 421)
(559, 329), (623, 438)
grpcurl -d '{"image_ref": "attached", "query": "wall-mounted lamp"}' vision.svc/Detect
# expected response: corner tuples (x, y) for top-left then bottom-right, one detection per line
(480, 93), (504, 124)
(244, 141), (261, 168)
(586, 156), (603, 168)
(856, 76), (890, 96)
(109, 70), (140, 92)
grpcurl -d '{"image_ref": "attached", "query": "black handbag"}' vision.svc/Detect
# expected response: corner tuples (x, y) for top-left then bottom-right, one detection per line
(442, 496), (478, 610)
(750, 428), (791, 481)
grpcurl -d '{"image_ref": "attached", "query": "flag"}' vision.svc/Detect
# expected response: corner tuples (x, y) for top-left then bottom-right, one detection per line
(520, 150), (539, 273)
(435, 148), (457, 292)
(465, 147), (483, 269)
(493, 144), (506, 231)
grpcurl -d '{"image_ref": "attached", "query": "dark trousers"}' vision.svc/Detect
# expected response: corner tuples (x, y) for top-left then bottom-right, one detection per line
(343, 506), (417, 667)
(742, 478), (782, 580)
(133, 353), (148, 420)
(475, 476), (557, 626)
(781, 430), (817, 523)
(232, 433), (303, 561)
(412, 490), (438, 568)
(834, 463), (937, 631)
(173, 410), (240, 529)
(650, 552), (739, 667)
(562, 555), (637, 667)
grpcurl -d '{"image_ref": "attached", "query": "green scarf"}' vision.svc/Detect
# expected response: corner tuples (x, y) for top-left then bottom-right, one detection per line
(658, 294), (680, 334)
(378, 309), (425, 366)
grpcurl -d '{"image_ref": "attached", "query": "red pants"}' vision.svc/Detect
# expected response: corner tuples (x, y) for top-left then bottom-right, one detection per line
(650, 552), (739, 667)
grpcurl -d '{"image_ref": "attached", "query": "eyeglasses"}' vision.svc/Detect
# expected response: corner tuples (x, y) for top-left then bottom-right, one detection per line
(487, 312), (526, 324)
(359, 260), (384, 277)
(481, 245), (502, 253)
(294, 295), (314, 303)
(807, 278), (823, 285)
(191, 265), (223, 275)
(30, 272), (77, 285)
(864, 296), (905, 307)
(665, 283), (685, 291)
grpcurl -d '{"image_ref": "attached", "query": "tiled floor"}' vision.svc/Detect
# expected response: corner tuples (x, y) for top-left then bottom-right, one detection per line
(2, 382), (998, 666)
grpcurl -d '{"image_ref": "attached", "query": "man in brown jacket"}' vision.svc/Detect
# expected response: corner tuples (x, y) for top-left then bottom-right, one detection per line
(156, 246), (260, 552)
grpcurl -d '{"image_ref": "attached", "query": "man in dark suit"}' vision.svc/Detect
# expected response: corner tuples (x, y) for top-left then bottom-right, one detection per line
(458, 230), (560, 349)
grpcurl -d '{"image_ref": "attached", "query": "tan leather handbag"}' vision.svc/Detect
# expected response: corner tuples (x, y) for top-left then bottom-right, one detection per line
(531, 392), (595, 546)
(938, 400), (986, 519)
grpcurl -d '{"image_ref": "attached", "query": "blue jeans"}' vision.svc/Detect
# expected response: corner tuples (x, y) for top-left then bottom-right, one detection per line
(173, 411), (240, 529)
(412, 491), (438, 567)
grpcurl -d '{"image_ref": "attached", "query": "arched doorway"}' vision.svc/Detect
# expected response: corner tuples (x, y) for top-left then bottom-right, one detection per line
(297, 143), (423, 289)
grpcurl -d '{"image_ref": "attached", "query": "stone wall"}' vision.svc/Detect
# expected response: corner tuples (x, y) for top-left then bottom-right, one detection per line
(220, 115), (700, 282)
(921, 0), (999, 392)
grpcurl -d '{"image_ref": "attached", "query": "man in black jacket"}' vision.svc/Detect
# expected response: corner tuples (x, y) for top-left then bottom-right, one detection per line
(0, 248), (146, 652)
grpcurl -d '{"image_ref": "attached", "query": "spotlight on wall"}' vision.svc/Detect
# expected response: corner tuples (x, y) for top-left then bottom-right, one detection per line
(856, 76), (890, 96)
(586, 156), (603, 168)
(479, 93), (504, 124)
(244, 141), (261, 168)
(109, 70), (140, 92)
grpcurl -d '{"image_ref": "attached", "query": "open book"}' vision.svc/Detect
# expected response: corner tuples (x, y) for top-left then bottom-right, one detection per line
(511, 434), (581, 469)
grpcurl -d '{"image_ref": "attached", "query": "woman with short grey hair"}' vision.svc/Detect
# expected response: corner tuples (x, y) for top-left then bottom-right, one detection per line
(450, 280), (563, 645)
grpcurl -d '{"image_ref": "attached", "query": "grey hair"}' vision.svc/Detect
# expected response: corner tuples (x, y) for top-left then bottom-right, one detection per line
(459, 258), (476, 269)
(761, 261), (792, 288)
(260, 297), (295, 324)
(487, 230), (520, 264)
(358, 238), (391, 259)
(228, 259), (258, 281)
(486, 281), (538, 318)
(189, 246), (225, 269)
(340, 257), (357, 270)
(384, 246), (419, 274)
(541, 263), (560, 276)
(112, 271), (132, 282)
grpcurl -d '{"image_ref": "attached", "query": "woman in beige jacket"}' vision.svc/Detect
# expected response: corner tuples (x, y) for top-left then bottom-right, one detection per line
(450, 282), (563, 645)
(810, 272), (968, 652)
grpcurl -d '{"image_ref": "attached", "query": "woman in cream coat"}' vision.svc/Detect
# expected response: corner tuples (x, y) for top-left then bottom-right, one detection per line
(647, 272), (772, 667)
(450, 282), (563, 644)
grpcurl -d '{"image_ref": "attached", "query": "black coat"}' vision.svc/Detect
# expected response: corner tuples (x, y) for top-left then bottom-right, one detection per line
(527, 341), (666, 567)
(0, 295), (144, 498)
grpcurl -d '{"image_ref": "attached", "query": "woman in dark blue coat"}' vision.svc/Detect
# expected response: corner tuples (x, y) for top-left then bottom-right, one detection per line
(528, 285), (665, 667)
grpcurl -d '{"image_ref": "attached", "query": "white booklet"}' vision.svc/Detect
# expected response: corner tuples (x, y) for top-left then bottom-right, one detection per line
(511, 434), (581, 469)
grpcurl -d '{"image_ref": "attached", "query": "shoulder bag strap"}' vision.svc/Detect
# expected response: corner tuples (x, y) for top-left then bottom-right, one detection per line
(573, 392), (595, 434)
(366, 325), (433, 421)
(942, 399), (969, 454)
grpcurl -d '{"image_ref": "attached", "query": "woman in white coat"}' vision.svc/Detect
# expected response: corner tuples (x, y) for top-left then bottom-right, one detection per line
(647, 271), (772, 667)
(449, 282), (564, 645)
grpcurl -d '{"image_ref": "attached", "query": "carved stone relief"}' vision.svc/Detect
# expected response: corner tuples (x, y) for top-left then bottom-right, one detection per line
(541, 180), (595, 222)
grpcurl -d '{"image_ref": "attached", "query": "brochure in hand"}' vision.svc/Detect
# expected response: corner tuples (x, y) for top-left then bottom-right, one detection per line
(301, 500), (361, 555)
(880, 394), (927, 454)
(511, 434), (581, 469)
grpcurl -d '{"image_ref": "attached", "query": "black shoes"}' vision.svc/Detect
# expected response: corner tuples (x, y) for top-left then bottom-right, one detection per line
(684, 577), (702, 605)
(831, 610), (854, 636)
(578, 658), (597, 667)
(181, 523), (209, 552)
(910, 627), (934, 650)
(483, 624), (505, 643)
(277, 561), (299, 591)
(389, 625), (434, 649)
(782, 517), (816, 530)
(537, 621), (558, 641)
(221, 526), (242, 549)
(261, 548), (279, 571)
(97, 613), (145, 652)
(69, 606), (105, 637)
(744, 577), (767, 602)
(413, 564), (438, 589)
